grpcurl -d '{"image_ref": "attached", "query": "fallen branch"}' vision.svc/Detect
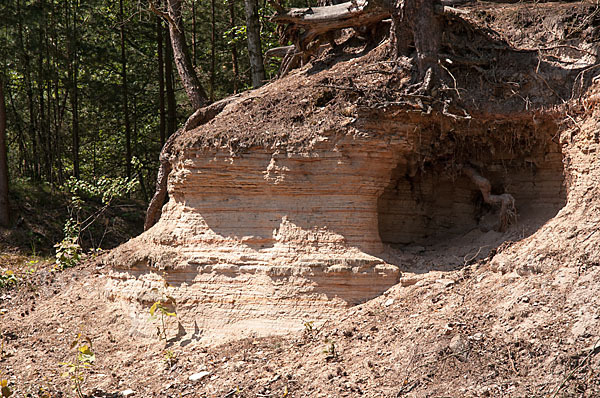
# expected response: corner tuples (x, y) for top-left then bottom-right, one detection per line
(264, 45), (295, 61)
(270, 0), (390, 53)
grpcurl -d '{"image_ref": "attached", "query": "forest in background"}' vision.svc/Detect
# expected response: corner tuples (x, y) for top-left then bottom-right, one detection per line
(0, 0), (309, 255)
(0, 0), (304, 199)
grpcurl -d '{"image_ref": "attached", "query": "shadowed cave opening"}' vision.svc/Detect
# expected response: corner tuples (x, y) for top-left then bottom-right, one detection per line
(377, 131), (567, 267)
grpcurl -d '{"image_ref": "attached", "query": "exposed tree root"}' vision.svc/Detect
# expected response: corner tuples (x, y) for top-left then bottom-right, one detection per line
(144, 96), (240, 230)
(463, 165), (517, 232)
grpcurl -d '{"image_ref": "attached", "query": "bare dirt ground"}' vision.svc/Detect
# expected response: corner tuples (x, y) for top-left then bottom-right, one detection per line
(2, 237), (600, 398)
(2, 2), (600, 397)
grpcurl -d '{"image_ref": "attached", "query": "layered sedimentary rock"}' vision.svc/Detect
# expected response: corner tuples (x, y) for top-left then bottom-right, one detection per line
(105, 100), (567, 343)
(106, 132), (404, 342)
(104, 3), (594, 343)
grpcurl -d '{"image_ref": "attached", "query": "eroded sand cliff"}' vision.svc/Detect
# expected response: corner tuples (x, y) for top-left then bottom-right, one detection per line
(104, 2), (597, 345)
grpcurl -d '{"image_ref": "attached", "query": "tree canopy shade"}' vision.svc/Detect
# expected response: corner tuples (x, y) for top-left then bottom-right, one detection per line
(0, 0), (295, 200)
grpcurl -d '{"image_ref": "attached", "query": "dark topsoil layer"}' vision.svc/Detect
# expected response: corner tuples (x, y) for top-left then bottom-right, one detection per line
(169, 1), (600, 158)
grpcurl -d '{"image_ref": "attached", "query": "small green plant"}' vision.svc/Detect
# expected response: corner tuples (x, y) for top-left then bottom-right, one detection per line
(149, 300), (177, 344)
(0, 270), (18, 289)
(303, 321), (314, 333)
(302, 320), (316, 340)
(323, 340), (338, 361)
(60, 333), (95, 398)
(54, 237), (83, 271)
(0, 378), (12, 398)
(149, 275), (177, 345)
(163, 348), (177, 368)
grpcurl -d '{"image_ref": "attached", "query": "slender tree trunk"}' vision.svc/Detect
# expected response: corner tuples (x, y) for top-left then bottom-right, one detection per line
(0, 77), (10, 227)
(210, 0), (216, 101)
(157, 15), (167, 146)
(228, 0), (240, 93)
(7, 83), (27, 176)
(17, 0), (39, 179)
(165, 0), (207, 109)
(165, 28), (177, 138)
(192, 0), (197, 66)
(38, 0), (47, 181)
(120, 0), (132, 178)
(42, 0), (53, 185)
(243, 0), (265, 88)
(69, 0), (80, 179)
(49, 0), (64, 184)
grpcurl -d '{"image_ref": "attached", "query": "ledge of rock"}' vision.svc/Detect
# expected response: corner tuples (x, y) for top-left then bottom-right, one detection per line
(103, 6), (596, 344)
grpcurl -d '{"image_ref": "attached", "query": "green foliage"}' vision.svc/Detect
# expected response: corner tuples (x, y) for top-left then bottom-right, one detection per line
(63, 176), (138, 208)
(0, 378), (12, 398)
(54, 237), (83, 271)
(54, 175), (137, 270)
(0, 270), (18, 289)
(60, 333), (95, 398)
(224, 25), (247, 45)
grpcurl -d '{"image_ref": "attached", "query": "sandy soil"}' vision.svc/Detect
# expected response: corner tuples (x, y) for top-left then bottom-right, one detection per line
(2, 2), (600, 397)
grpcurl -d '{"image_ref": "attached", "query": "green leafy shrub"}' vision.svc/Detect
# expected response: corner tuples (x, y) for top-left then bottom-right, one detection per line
(0, 270), (18, 289)
(54, 237), (83, 271)
(54, 175), (138, 270)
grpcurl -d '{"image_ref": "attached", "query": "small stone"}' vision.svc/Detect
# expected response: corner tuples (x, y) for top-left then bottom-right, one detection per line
(383, 298), (394, 307)
(57, 328), (64, 333)
(121, 389), (135, 397)
(400, 277), (418, 287)
(449, 335), (469, 359)
(189, 371), (210, 382)
(436, 279), (455, 288)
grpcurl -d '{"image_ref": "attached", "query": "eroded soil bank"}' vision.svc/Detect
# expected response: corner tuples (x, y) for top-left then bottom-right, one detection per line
(2, 2), (600, 397)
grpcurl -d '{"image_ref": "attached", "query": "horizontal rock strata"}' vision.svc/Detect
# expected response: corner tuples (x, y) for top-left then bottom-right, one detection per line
(104, 103), (567, 344)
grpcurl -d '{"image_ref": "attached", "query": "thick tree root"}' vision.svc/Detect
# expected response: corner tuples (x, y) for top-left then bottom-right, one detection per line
(144, 96), (240, 230)
(463, 165), (517, 232)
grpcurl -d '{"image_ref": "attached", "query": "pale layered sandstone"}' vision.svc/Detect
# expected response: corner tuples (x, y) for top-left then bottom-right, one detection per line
(105, 132), (404, 342)
(105, 101), (567, 343)
(104, 13), (582, 342)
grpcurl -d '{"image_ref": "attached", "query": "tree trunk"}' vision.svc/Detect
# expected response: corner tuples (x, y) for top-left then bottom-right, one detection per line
(390, 0), (442, 78)
(0, 77), (10, 227)
(17, 0), (39, 179)
(210, 0), (216, 101)
(39, 0), (51, 183)
(120, 0), (132, 179)
(192, 0), (197, 66)
(228, 0), (240, 93)
(165, 0), (208, 110)
(69, 0), (80, 179)
(243, 0), (265, 88)
(157, 14), (167, 146)
(165, 27), (177, 138)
